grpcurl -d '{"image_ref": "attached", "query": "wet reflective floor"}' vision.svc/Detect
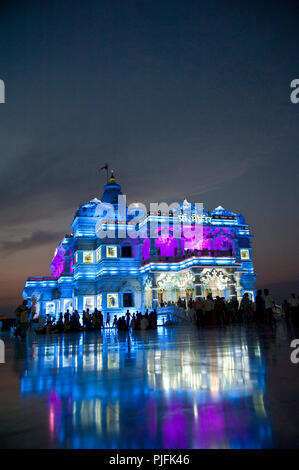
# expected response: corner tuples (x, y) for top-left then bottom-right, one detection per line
(0, 322), (299, 449)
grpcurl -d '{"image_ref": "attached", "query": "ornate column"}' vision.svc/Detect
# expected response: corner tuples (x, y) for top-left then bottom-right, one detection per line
(151, 274), (159, 309)
(194, 274), (202, 297)
(235, 272), (243, 302)
(229, 275), (237, 297)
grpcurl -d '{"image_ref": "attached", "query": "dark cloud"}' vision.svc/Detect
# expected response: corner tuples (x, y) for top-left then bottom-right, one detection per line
(0, 231), (64, 257)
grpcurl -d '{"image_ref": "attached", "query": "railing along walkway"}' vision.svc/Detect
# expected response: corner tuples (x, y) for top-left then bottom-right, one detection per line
(156, 306), (196, 325)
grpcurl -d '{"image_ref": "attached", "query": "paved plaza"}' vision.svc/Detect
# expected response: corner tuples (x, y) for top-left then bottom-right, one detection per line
(0, 323), (299, 449)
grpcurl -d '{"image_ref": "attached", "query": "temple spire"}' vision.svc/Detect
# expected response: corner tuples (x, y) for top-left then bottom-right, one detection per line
(109, 169), (116, 183)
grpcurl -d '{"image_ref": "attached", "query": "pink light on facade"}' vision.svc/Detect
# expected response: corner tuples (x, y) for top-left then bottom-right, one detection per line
(155, 230), (178, 257)
(141, 236), (178, 258)
(181, 225), (207, 251)
(50, 245), (66, 278)
(69, 248), (74, 273)
(142, 238), (150, 260)
(141, 226), (235, 259)
(210, 228), (234, 253)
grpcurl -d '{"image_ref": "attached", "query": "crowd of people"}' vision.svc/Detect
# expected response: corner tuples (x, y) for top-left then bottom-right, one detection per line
(13, 303), (158, 338)
(113, 310), (158, 331)
(162, 289), (299, 327)
(12, 289), (299, 339)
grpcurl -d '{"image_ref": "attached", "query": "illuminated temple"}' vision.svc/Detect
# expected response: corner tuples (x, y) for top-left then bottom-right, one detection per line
(22, 173), (256, 319)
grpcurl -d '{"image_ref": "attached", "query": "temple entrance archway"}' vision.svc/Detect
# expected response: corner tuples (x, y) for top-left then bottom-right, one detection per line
(200, 268), (231, 299)
(156, 271), (195, 306)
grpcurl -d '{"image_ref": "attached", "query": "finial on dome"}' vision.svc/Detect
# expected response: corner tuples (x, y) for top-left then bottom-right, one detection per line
(109, 169), (116, 183)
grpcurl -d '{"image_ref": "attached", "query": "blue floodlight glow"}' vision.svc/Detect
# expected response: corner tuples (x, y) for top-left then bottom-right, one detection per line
(22, 176), (256, 316)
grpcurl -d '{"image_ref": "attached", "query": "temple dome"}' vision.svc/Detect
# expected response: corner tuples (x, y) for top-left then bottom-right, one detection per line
(101, 182), (122, 204)
(75, 198), (101, 217)
(75, 171), (123, 218)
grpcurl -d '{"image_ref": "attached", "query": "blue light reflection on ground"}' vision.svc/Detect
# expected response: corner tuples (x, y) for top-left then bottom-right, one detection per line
(14, 325), (274, 448)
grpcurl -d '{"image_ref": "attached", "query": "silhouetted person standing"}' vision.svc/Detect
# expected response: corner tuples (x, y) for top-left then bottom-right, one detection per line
(125, 310), (131, 328)
(14, 300), (30, 339)
(288, 293), (299, 326)
(255, 290), (265, 323)
(264, 289), (275, 324)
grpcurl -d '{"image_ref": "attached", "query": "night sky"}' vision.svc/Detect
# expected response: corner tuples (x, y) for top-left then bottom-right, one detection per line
(0, 0), (298, 315)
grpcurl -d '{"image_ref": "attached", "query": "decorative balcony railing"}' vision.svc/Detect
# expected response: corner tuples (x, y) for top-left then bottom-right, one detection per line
(156, 306), (194, 325)
(142, 249), (234, 265)
(27, 276), (58, 281)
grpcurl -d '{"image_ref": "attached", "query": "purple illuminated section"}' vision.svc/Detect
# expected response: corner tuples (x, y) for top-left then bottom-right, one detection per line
(182, 227), (234, 252)
(50, 245), (74, 278)
(142, 238), (150, 260)
(142, 227), (234, 260)
(181, 225), (205, 251)
(141, 228), (178, 259)
(210, 228), (234, 253)
(50, 246), (65, 278)
(155, 235), (178, 257)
